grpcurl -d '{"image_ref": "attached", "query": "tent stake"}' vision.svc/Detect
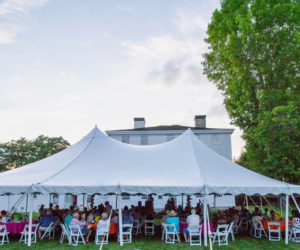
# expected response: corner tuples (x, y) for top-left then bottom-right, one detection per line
(285, 194), (289, 244)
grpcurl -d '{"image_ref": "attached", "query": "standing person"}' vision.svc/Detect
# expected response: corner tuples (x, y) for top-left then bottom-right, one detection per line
(183, 209), (200, 242)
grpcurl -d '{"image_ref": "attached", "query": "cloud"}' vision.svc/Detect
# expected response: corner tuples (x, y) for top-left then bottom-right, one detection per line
(0, 0), (50, 44)
(122, 35), (208, 86)
(173, 0), (219, 34)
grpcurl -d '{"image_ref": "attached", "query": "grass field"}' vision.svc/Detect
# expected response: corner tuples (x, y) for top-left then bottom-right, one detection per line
(2, 236), (299, 250)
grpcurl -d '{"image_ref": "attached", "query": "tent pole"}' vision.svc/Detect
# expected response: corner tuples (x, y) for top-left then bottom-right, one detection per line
(260, 195), (263, 211)
(206, 201), (213, 250)
(245, 195), (249, 209)
(118, 195), (123, 246)
(213, 194), (216, 208)
(181, 194), (183, 207)
(27, 191), (33, 246)
(285, 194), (289, 244)
(83, 194), (85, 209)
(203, 194), (207, 246)
(7, 195), (10, 211)
(280, 196), (283, 217)
(248, 195), (257, 207)
(115, 195), (118, 210)
(25, 194), (28, 213)
(291, 194), (300, 214)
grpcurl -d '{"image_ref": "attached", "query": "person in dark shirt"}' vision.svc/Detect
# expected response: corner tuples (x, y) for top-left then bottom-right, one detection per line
(38, 209), (56, 238)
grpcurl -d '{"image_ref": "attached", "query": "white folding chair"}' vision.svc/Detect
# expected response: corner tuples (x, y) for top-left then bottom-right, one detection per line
(144, 220), (155, 236)
(69, 225), (86, 246)
(60, 224), (70, 244)
(161, 223), (166, 241)
(164, 223), (180, 244)
(118, 224), (133, 244)
(289, 218), (300, 242)
(218, 219), (227, 225)
(95, 222), (110, 245)
(19, 224), (39, 244)
(251, 221), (267, 239)
(0, 225), (9, 245)
(41, 222), (56, 240)
(132, 220), (142, 235)
(239, 217), (249, 231)
(188, 224), (202, 246)
(212, 224), (230, 246)
(268, 222), (281, 241)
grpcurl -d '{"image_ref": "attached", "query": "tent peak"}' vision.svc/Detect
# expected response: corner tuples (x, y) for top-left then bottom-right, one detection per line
(85, 125), (107, 138)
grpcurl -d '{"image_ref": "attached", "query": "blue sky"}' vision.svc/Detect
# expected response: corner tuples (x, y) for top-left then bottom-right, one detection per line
(0, 0), (244, 158)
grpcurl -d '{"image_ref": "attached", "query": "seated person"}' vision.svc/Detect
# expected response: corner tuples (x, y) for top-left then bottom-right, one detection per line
(290, 210), (300, 227)
(64, 210), (73, 229)
(183, 209), (200, 242)
(38, 209), (56, 238)
(97, 212), (109, 234)
(86, 210), (95, 223)
(70, 212), (92, 243)
(262, 208), (269, 219)
(270, 210), (280, 222)
(122, 206), (133, 225)
(166, 210), (179, 233)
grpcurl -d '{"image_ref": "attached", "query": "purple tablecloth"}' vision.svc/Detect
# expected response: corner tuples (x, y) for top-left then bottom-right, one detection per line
(0, 222), (27, 234)
(179, 222), (214, 235)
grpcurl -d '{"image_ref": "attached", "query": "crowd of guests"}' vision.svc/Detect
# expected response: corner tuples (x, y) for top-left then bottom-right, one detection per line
(2, 198), (300, 244)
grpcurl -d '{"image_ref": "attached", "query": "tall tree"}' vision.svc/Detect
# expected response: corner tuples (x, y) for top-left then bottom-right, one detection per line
(203, 0), (300, 183)
(0, 136), (70, 172)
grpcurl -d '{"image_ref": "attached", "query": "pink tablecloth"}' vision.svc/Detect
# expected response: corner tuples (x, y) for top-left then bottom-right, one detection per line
(0, 222), (27, 234)
(180, 222), (214, 235)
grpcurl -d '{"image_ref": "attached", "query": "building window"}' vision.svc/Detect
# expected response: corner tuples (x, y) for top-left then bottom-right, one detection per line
(211, 135), (220, 145)
(122, 195), (130, 200)
(33, 193), (37, 199)
(196, 194), (203, 198)
(215, 194), (222, 197)
(158, 195), (163, 199)
(142, 195), (148, 200)
(52, 194), (59, 204)
(121, 135), (129, 144)
(141, 135), (148, 145)
(166, 134), (175, 141)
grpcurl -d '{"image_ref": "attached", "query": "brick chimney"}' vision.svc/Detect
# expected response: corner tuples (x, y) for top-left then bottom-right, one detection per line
(134, 117), (145, 129)
(194, 115), (206, 128)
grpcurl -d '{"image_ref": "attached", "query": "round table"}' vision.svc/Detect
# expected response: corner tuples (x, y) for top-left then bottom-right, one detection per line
(0, 222), (27, 234)
(261, 219), (286, 232)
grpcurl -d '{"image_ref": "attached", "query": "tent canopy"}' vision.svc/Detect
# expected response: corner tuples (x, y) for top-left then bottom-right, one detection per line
(0, 126), (299, 196)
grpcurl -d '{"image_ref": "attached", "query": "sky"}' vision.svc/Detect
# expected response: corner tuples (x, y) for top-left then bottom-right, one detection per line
(0, 0), (245, 158)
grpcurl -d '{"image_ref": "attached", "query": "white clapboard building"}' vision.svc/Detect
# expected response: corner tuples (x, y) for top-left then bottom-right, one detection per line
(0, 115), (235, 212)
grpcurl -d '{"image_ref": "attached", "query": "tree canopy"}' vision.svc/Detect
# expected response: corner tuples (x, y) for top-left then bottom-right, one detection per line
(0, 135), (70, 172)
(203, 0), (300, 183)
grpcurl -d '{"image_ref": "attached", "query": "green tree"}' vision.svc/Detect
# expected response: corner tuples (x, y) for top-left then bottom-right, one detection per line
(203, 0), (300, 183)
(0, 136), (70, 172)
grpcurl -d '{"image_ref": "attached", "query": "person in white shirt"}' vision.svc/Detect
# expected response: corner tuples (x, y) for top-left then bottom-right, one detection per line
(183, 208), (200, 242)
(97, 212), (110, 242)
(86, 210), (95, 223)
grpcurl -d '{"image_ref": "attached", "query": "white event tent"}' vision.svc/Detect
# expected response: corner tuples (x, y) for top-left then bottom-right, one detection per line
(0, 126), (299, 246)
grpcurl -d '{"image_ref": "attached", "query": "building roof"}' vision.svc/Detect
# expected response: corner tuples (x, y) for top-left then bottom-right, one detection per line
(107, 125), (234, 132)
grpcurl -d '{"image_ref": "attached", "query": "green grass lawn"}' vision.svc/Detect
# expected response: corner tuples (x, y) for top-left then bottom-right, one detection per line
(2, 236), (299, 250)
